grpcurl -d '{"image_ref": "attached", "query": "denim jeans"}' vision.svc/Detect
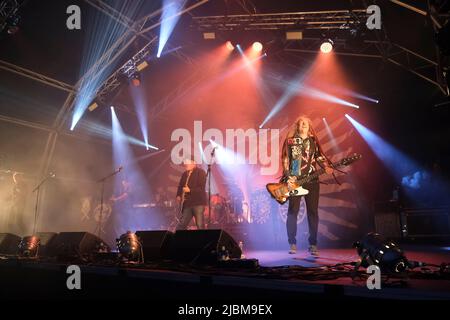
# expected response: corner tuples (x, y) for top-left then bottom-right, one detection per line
(286, 182), (320, 246)
(177, 205), (205, 230)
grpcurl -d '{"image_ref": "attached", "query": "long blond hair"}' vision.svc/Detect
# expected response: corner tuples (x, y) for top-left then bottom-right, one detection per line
(281, 115), (329, 171)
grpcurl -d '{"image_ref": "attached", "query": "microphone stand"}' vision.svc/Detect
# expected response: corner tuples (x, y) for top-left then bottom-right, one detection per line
(207, 148), (217, 227)
(32, 173), (55, 235)
(96, 167), (122, 238)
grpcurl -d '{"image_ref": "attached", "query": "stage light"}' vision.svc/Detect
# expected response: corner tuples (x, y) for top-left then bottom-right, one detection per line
(286, 31), (302, 40)
(7, 25), (19, 35)
(203, 32), (215, 40)
(226, 41), (234, 51)
(253, 42), (263, 52)
(354, 233), (409, 273)
(136, 61), (149, 72)
(88, 101), (99, 112)
(116, 231), (143, 263)
(6, 15), (20, 35)
(131, 73), (141, 87)
(18, 236), (40, 258)
(320, 40), (333, 53)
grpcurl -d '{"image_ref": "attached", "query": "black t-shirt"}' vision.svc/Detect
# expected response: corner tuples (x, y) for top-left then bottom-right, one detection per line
(286, 135), (325, 179)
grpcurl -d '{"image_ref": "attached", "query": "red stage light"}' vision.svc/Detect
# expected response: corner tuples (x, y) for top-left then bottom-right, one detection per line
(131, 78), (141, 87)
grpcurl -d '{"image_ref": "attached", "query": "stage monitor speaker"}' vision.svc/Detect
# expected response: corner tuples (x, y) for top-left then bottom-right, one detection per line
(170, 229), (241, 264)
(135, 230), (173, 261)
(36, 232), (58, 256)
(46, 232), (110, 259)
(0, 233), (21, 255)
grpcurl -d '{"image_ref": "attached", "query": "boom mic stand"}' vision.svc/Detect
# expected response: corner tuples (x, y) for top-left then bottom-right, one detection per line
(32, 172), (55, 235)
(96, 166), (122, 238)
(207, 147), (217, 227)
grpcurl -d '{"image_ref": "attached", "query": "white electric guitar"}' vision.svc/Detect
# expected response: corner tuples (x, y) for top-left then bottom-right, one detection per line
(266, 153), (362, 204)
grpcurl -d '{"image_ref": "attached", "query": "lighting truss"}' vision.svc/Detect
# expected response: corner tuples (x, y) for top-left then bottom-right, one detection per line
(0, 59), (75, 93)
(284, 37), (449, 95)
(192, 9), (369, 31)
(95, 36), (158, 104)
(0, 0), (21, 33)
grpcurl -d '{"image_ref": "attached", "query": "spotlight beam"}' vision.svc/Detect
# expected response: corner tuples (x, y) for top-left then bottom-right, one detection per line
(345, 114), (418, 178)
(260, 65), (315, 128)
(154, 0), (210, 58)
(260, 73), (359, 128)
(70, 0), (209, 131)
(130, 85), (150, 150)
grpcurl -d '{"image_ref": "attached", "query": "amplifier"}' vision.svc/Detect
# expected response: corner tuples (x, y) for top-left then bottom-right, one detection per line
(401, 207), (450, 238)
(373, 201), (401, 238)
(374, 212), (401, 238)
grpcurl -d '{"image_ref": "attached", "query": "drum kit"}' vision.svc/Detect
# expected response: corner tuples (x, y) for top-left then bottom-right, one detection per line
(207, 193), (244, 225)
(126, 185), (246, 228)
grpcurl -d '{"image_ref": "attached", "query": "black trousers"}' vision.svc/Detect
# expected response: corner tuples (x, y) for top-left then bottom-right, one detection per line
(286, 182), (320, 246)
(176, 205), (205, 230)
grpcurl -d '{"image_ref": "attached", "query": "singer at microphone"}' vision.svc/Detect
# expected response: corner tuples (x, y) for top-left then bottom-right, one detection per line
(175, 157), (207, 230)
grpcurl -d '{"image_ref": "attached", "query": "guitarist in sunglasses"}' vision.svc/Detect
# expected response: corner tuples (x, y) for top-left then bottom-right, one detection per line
(281, 116), (334, 256)
(176, 158), (207, 230)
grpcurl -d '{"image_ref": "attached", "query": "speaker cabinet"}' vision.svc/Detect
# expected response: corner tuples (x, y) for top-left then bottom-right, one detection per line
(170, 229), (241, 264)
(46, 232), (110, 258)
(401, 208), (450, 237)
(0, 233), (21, 254)
(35, 232), (58, 256)
(135, 230), (173, 262)
(374, 212), (401, 238)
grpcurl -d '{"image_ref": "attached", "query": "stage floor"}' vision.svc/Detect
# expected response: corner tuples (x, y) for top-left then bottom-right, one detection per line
(247, 245), (450, 268)
(243, 246), (450, 299)
(1, 245), (450, 300)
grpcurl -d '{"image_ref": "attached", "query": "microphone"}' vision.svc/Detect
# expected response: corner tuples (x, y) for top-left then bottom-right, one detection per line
(211, 146), (218, 157)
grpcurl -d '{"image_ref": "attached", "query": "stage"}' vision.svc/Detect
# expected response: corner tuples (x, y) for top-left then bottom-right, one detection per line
(1, 0), (450, 308)
(1, 245), (449, 301)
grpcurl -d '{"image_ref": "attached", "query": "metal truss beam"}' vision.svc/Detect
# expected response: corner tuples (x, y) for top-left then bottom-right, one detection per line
(192, 9), (369, 31)
(139, 0), (209, 34)
(95, 36), (158, 104)
(84, 0), (200, 65)
(149, 68), (206, 120)
(0, 59), (75, 93)
(285, 38), (449, 95)
(41, 0), (210, 176)
(0, 0), (19, 32)
(79, 0), (211, 117)
(0, 113), (52, 132)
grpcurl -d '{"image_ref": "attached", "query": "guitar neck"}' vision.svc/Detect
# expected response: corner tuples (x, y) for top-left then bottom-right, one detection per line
(296, 160), (341, 186)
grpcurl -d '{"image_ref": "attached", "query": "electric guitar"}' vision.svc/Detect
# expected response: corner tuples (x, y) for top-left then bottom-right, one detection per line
(266, 153), (362, 204)
(179, 170), (193, 213)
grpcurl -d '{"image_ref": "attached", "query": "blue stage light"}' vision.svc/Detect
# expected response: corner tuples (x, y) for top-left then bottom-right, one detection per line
(157, 0), (185, 58)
